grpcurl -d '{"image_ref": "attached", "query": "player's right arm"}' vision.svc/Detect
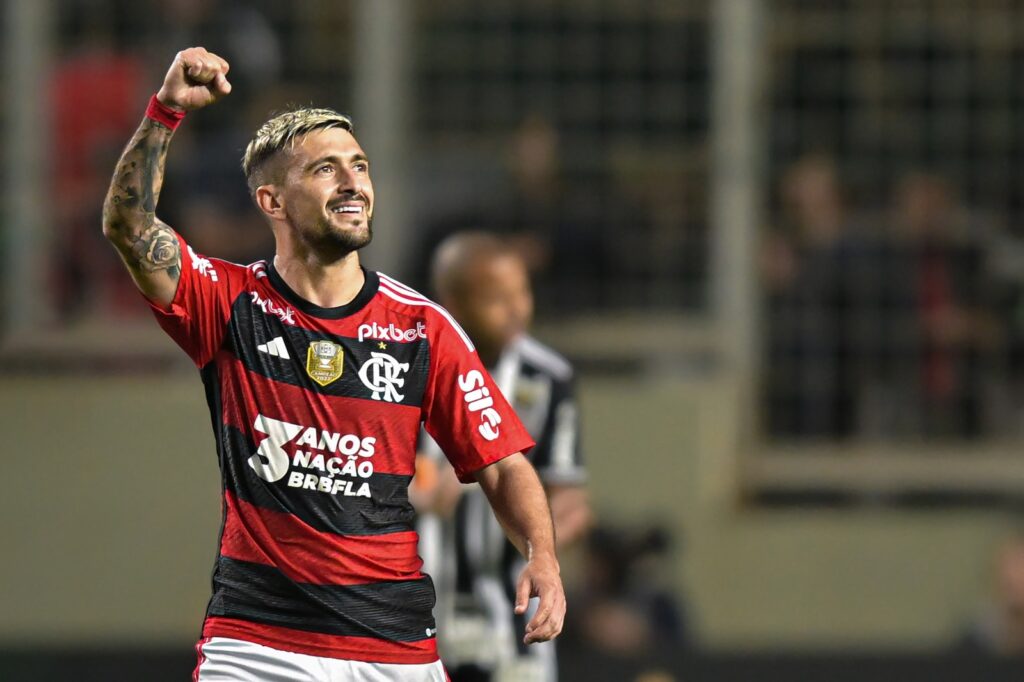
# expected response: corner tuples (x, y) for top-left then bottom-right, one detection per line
(101, 47), (231, 309)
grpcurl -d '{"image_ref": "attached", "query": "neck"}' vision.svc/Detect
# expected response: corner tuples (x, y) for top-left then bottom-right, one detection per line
(273, 248), (365, 308)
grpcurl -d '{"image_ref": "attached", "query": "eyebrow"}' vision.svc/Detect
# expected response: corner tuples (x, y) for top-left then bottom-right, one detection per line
(304, 153), (369, 172)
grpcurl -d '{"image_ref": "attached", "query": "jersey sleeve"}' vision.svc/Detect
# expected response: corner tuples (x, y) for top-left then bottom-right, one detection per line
(421, 315), (535, 483)
(146, 233), (243, 367)
(531, 373), (586, 485)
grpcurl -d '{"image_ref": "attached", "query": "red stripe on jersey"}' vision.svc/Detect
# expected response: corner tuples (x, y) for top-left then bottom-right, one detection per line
(220, 491), (423, 584)
(202, 616), (439, 664)
(216, 354), (421, 476)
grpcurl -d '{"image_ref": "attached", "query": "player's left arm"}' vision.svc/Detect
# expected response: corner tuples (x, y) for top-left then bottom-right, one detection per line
(475, 453), (565, 645)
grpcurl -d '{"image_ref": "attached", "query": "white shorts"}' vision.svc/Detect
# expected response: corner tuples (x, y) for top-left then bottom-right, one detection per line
(194, 637), (449, 682)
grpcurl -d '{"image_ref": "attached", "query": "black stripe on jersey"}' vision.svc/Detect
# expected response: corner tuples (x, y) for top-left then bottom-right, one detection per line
(201, 361), (232, 622)
(221, 423), (416, 536)
(224, 290), (431, 407)
(208, 556), (436, 641)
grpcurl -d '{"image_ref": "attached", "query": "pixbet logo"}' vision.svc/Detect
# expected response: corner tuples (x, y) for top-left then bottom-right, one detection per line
(357, 321), (426, 343)
(457, 370), (502, 441)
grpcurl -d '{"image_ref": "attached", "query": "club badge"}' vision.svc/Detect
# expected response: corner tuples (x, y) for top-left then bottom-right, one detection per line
(306, 340), (344, 386)
(358, 352), (410, 402)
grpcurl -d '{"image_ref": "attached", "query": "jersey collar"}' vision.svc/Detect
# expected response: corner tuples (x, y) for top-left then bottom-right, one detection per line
(266, 263), (379, 320)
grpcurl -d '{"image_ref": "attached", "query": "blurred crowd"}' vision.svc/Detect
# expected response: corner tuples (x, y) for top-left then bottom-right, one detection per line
(45, 0), (704, 326)
(762, 153), (1024, 440)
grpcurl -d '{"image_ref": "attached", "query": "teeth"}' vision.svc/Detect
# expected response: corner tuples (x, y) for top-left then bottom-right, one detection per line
(332, 206), (362, 214)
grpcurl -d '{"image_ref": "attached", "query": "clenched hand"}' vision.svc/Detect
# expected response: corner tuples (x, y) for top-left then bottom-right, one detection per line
(156, 46), (231, 112)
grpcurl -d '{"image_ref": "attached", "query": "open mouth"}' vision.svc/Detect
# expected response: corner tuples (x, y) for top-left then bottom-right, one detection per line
(330, 203), (364, 215)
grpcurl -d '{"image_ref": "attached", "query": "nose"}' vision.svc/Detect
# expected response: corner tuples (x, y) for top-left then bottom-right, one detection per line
(337, 167), (360, 193)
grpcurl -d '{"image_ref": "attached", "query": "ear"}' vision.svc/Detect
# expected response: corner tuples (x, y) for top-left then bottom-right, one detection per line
(254, 185), (284, 219)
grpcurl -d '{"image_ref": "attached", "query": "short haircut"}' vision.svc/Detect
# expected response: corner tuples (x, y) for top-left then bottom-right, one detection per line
(430, 231), (518, 300)
(242, 107), (354, 194)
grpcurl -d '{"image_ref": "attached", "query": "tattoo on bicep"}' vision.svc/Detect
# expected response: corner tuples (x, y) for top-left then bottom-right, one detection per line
(129, 222), (181, 278)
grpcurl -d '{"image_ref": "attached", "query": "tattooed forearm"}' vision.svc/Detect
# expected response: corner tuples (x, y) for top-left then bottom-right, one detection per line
(102, 118), (180, 279)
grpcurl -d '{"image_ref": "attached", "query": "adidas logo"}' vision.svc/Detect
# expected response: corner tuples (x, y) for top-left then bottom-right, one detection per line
(257, 336), (290, 360)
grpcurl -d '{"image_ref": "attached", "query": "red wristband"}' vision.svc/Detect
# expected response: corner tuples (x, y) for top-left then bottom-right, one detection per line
(146, 94), (186, 131)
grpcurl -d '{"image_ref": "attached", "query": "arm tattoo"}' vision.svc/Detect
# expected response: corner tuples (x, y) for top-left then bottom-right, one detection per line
(130, 224), (181, 274)
(102, 118), (181, 280)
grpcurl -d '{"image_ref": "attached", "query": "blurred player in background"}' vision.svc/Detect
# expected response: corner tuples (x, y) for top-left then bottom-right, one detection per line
(413, 233), (592, 682)
(961, 531), (1024, 656)
(101, 47), (565, 681)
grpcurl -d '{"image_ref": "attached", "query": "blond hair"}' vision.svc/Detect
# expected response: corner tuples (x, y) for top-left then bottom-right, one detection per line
(242, 107), (354, 193)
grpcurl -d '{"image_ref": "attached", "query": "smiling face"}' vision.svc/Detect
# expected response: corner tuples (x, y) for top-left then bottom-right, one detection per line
(255, 126), (375, 259)
(284, 127), (374, 253)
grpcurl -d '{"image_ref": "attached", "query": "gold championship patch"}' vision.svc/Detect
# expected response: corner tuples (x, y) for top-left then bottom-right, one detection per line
(306, 340), (344, 386)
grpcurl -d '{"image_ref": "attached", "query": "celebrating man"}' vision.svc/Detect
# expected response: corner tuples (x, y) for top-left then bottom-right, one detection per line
(102, 47), (564, 681)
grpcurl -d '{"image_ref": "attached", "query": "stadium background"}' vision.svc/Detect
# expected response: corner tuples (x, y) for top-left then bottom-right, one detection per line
(4, 0), (1024, 679)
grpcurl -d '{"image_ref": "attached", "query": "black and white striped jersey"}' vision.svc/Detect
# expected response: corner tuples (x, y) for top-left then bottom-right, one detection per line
(418, 334), (585, 669)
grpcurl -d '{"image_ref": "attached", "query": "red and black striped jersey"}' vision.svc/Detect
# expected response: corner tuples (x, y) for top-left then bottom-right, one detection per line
(147, 235), (534, 665)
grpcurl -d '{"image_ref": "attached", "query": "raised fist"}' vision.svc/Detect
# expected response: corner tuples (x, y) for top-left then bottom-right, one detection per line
(156, 47), (231, 112)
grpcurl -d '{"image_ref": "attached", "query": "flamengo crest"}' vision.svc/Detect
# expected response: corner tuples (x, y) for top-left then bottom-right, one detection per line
(358, 352), (410, 402)
(306, 340), (344, 386)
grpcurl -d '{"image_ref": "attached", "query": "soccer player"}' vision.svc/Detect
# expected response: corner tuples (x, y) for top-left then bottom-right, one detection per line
(101, 47), (565, 681)
(414, 233), (591, 682)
